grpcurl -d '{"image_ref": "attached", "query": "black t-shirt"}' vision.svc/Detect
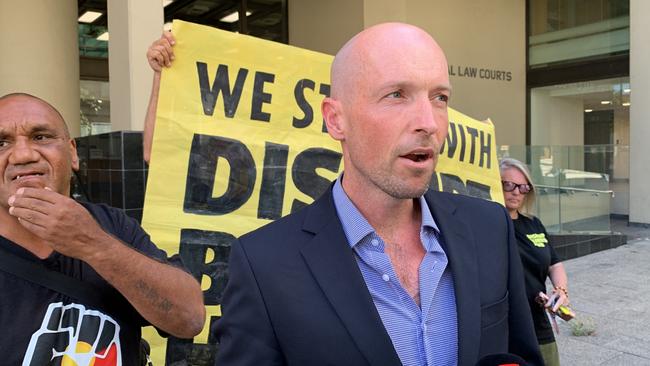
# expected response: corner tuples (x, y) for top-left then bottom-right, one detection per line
(513, 213), (560, 345)
(0, 202), (180, 366)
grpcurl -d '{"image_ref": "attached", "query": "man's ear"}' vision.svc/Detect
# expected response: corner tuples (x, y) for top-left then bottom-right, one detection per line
(321, 97), (345, 141)
(69, 138), (80, 172)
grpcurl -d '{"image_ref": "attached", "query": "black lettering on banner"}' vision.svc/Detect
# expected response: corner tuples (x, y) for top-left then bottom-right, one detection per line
(440, 174), (492, 200)
(442, 122), (495, 169)
(457, 123), (467, 162)
(292, 79), (316, 128)
(466, 126), (478, 165)
(292, 80), (331, 131)
(184, 134), (256, 215)
(291, 148), (342, 212)
(166, 229), (234, 364)
(166, 337), (218, 365)
(179, 229), (234, 305)
(251, 71), (275, 122)
(442, 122), (458, 158)
(479, 130), (492, 169)
(467, 180), (492, 200)
(440, 173), (467, 195)
(196, 62), (248, 117)
(319, 83), (331, 132)
(258, 142), (289, 220)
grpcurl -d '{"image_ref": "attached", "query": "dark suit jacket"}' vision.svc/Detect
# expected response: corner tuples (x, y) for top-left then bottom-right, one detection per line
(215, 188), (543, 366)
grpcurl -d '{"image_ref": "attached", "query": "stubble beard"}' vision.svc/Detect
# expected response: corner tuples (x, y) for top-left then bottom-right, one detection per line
(379, 176), (430, 199)
(367, 153), (437, 200)
(345, 134), (441, 200)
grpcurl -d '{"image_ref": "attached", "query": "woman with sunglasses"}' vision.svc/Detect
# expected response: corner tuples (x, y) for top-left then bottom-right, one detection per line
(499, 158), (569, 366)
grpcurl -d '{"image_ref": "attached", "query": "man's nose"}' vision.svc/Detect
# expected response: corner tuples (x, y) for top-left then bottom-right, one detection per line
(413, 97), (440, 135)
(8, 139), (40, 164)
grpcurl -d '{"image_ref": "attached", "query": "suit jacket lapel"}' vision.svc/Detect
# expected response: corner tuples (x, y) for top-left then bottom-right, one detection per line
(300, 191), (401, 366)
(426, 191), (481, 366)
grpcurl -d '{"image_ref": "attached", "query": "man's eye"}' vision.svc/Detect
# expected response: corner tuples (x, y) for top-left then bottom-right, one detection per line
(0, 141), (8, 148)
(387, 91), (402, 98)
(34, 134), (51, 141)
(434, 94), (449, 103)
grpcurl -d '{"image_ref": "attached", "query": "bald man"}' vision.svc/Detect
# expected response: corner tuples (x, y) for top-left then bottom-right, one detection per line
(215, 23), (543, 366)
(0, 93), (205, 364)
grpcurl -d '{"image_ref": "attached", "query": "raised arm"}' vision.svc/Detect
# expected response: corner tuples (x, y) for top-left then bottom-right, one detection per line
(8, 187), (205, 338)
(143, 32), (175, 163)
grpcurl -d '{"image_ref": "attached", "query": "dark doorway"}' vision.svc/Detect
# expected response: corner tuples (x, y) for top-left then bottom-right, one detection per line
(584, 109), (614, 176)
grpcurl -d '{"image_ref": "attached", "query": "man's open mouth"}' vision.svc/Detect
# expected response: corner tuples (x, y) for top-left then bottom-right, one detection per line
(401, 151), (433, 162)
(12, 173), (44, 181)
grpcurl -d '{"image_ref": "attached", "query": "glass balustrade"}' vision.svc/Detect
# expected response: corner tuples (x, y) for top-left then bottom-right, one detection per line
(498, 144), (628, 234)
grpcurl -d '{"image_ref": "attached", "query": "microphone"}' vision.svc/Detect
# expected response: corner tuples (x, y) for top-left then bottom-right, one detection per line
(475, 353), (529, 366)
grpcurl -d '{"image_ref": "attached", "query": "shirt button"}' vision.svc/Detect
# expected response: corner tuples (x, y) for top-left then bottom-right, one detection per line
(421, 323), (427, 331)
(371, 239), (379, 246)
(382, 274), (390, 282)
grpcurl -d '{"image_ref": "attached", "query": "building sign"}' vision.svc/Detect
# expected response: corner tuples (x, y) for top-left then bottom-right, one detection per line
(449, 64), (512, 81)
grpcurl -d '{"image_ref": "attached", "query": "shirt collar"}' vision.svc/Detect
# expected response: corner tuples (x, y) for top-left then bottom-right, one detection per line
(332, 175), (440, 249)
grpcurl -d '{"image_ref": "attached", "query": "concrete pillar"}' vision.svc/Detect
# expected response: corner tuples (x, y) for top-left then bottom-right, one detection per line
(629, 0), (650, 224)
(0, 0), (80, 136)
(108, 0), (163, 131)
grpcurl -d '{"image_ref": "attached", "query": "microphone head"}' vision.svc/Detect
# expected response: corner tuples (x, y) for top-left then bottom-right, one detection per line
(475, 353), (529, 366)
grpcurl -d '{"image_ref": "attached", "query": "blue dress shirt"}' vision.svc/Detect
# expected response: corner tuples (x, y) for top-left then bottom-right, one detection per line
(332, 178), (458, 366)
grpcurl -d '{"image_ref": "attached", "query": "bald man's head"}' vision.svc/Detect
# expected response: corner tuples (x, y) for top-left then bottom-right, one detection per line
(330, 23), (449, 103)
(0, 92), (79, 205)
(321, 22), (452, 200)
(0, 93), (70, 138)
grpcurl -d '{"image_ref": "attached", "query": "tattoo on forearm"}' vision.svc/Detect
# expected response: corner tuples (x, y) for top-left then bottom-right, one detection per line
(135, 280), (174, 313)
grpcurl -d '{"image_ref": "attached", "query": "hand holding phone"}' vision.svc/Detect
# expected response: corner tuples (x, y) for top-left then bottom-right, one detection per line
(545, 292), (560, 310)
(555, 304), (575, 321)
(536, 291), (575, 322)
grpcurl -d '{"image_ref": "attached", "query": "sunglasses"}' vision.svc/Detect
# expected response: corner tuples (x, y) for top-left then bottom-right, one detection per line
(502, 180), (532, 194)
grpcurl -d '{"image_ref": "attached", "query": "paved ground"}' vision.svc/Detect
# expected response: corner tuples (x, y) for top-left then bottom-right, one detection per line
(611, 217), (650, 242)
(555, 232), (650, 365)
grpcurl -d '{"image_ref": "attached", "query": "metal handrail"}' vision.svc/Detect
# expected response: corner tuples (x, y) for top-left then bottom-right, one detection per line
(536, 184), (614, 196)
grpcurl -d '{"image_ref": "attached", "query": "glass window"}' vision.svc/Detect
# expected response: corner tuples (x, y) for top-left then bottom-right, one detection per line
(247, 0), (286, 43)
(528, 0), (629, 66)
(530, 76), (630, 216)
(79, 23), (109, 58)
(77, 0), (288, 136)
(531, 77), (630, 147)
(80, 80), (111, 137)
(164, 0), (288, 43)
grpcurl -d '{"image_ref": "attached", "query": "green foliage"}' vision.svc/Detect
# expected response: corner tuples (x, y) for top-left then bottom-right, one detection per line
(570, 316), (596, 337)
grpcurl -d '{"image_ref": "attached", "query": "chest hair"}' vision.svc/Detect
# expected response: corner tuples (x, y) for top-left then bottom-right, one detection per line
(385, 236), (426, 307)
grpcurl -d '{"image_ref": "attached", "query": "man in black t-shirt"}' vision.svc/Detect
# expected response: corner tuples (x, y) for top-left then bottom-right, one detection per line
(0, 93), (205, 365)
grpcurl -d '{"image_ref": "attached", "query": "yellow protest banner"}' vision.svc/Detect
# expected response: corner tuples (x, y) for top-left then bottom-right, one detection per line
(142, 20), (503, 364)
